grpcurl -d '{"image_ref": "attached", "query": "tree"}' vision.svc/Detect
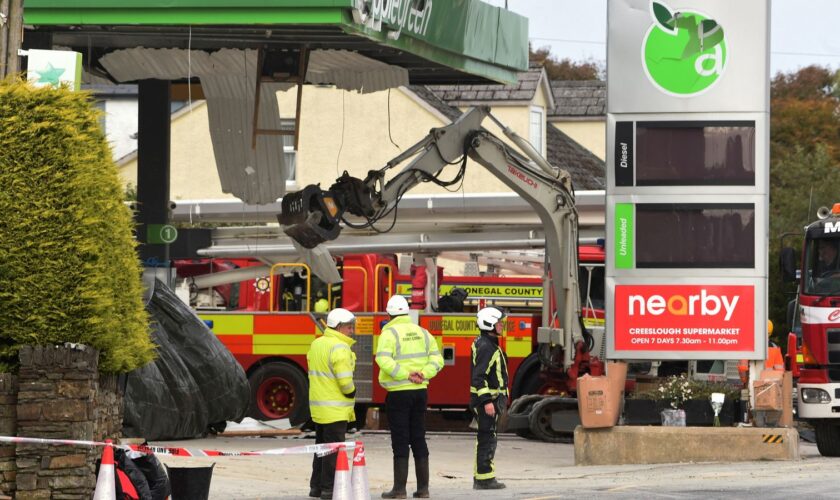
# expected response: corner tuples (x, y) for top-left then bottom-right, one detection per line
(770, 66), (840, 162)
(529, 46), (603, 81)
(0, 79), (155, 372)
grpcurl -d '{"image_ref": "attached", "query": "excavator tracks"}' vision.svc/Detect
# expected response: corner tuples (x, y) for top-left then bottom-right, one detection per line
(507, 395), (579, 443)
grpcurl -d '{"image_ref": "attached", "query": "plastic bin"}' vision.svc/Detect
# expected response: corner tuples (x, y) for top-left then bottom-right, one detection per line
(166, 463), (214, 500)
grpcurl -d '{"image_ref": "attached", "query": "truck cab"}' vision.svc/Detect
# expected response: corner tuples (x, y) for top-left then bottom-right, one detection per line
(784, 203), (840, 456)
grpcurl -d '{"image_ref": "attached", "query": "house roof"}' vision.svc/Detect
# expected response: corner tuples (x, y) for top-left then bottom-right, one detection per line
(405, 85), (604, 190)
(549, 80), (606, 120)
(406, 85), (463, 122)
(546, 126), (605, 190)
(426, 66), (554, 108)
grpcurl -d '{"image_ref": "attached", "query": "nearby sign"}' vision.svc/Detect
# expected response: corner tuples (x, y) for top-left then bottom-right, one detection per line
(613, 284), (755, 352)
(26, 49), (82, 91)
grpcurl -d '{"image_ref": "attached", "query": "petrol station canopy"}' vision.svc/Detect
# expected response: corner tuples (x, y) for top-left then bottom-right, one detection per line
(23, 0), (528, 86)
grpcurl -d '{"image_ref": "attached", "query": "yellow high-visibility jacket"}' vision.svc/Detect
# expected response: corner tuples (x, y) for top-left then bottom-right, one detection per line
(375, 315), (444, 392)
(307, 327), (356, 424)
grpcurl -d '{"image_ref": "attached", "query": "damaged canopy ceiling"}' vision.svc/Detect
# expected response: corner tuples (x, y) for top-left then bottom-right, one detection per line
(100, 47), (408, 204)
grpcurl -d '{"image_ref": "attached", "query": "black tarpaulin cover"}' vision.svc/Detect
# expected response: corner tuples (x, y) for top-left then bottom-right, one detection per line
(123, 278), (249, 440)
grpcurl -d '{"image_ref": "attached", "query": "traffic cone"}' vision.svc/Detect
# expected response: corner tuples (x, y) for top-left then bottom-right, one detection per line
(93, 439), (116, 500)
(351, 441), (371, 500)
(332, 445), (353, 500)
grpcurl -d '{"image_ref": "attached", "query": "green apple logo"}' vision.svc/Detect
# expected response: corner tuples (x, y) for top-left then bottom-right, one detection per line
(642, 1), (726, 96)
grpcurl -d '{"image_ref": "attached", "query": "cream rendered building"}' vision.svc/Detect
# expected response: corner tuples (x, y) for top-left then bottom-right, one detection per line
(548, 80), (606, 162)
(117, 67), (605, 200)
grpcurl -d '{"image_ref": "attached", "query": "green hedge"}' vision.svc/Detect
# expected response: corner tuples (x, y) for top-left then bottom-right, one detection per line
(0, 79), (154, 372)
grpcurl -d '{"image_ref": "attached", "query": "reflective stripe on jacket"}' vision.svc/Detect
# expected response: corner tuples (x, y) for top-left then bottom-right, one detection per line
(375, 315), (444, 392)
(307, 327), (356, 424)
(470, 332), (509, 405)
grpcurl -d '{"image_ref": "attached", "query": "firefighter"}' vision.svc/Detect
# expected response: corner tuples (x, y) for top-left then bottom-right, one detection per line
(376, 295), (444, 499)
(307, 308), (357, 500)
(470, 307), (509, 490)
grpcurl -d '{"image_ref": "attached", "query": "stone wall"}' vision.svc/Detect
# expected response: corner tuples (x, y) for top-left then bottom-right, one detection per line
(12, 345), (123, 500)
(0, 374), (17, 497)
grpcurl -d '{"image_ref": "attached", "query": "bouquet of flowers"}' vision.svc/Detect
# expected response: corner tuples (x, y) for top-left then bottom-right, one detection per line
(657, 374), (694, 409)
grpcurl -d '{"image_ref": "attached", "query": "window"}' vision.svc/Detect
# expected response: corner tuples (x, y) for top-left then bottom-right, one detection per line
(529, 106), (545, 155)
(280, 119), (297, 182)
(92, 99), (107, 132)
(803, 236), (840, 295)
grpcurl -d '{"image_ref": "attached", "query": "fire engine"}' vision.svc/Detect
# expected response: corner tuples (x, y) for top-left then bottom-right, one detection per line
(176, 106), (606, 441)
(174, 246), (605, 430)
(783, 203), (840, 456)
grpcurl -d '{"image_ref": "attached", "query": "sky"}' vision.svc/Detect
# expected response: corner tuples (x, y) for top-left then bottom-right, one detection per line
(484, 0), (840, 76)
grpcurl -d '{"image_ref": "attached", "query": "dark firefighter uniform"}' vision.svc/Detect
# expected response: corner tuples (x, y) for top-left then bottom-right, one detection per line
(470, 322), (509, 488)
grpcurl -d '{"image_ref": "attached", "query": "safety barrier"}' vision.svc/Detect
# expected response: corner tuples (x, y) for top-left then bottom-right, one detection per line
(1, 435), (371, 499)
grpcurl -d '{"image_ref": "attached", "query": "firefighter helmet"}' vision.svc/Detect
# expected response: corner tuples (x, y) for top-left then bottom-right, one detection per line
(476, 307), (504, 331)
(386, 295), (410, 316)
(326, 308), (355, 328)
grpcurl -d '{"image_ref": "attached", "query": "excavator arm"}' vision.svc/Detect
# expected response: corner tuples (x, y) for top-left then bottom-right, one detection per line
(278, 106), (585, 367)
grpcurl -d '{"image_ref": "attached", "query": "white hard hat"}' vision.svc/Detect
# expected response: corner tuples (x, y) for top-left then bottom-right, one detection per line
(326, 308), (356, 328)
(476, 307), (504, 331)
(386, 295), (410, 316)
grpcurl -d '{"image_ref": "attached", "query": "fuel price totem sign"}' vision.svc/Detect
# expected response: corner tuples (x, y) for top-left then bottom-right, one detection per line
(606, 0), (769, 360)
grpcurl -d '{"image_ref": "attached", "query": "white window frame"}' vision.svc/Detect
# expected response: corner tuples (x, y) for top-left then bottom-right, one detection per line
(529, 105), (545, 156)
(280, 119), (298, 188)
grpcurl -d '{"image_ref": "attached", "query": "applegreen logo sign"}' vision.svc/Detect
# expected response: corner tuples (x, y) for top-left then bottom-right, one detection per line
(642, 1), (726, 97)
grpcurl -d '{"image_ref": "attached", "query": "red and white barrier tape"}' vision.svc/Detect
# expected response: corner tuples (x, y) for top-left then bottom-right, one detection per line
(0, 436), (110, 447)
(0, 435), (358, 458)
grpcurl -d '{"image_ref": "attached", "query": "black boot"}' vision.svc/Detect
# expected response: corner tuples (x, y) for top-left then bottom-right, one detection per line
(473, 478), (506, 490)
(381, 457), (409, 499)
(308, 487), (321, 498)
(413, 456), (429, 498)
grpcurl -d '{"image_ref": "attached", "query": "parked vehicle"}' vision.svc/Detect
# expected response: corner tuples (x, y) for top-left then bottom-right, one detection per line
(782, 202), (840, 456)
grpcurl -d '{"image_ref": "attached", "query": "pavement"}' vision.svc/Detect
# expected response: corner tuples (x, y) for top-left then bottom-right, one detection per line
(152, 430), (840, 499)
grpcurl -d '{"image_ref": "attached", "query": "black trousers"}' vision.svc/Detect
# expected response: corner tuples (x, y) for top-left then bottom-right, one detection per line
(471, 396), (506, 480)
(309, 420), (347, 491)
(385, 389), (429, 459)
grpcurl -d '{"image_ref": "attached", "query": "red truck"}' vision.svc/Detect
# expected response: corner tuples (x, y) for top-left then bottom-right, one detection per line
(174, 245), (605, 429)
(782, 202), (840, 456)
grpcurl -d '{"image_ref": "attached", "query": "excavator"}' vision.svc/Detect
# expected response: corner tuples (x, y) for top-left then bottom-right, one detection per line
(279, 106), (603, 440)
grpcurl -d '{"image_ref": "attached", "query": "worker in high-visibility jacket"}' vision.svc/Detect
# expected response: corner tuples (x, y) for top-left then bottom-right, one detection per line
(765, 320), (785, 371)
(376, 295), (444, 499)
(470, 307), (509, 490)
(307, 308), (357, 500)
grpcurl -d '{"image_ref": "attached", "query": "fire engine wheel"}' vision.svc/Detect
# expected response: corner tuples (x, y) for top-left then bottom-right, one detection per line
(527, 396), (578, 443)
(507, 394), (544, 439)
(815, 422), (840, 457)
(249, 363), (309, 425)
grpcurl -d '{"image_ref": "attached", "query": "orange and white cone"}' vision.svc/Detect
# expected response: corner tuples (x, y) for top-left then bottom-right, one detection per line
(332, 445), (353, 500)
(92, 439), (116, 500)
(351, 441), (371, 500)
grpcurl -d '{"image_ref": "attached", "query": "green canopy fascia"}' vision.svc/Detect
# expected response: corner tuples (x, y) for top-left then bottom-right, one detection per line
(23, 0), (528, 84)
